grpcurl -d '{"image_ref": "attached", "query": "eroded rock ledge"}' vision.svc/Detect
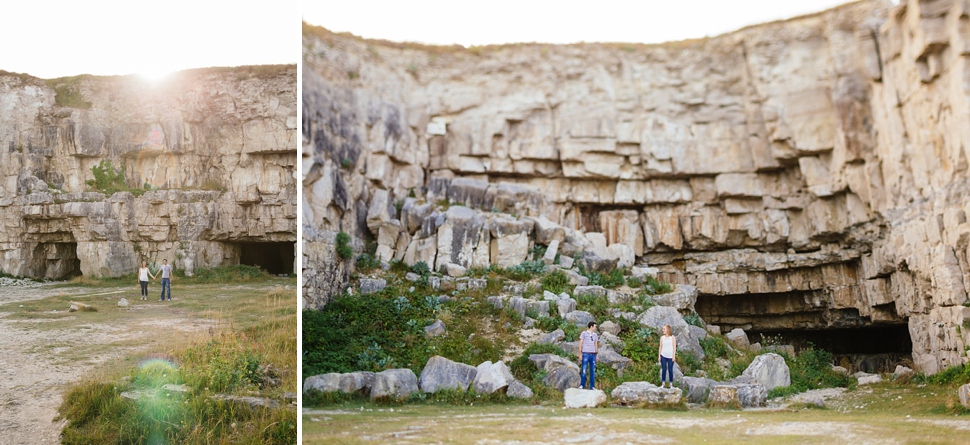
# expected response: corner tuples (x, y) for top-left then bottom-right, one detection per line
(304, 0), (970, 374)
(0, 66), (297, 278)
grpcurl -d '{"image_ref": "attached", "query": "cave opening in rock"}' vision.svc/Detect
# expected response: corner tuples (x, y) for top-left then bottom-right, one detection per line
(237, 242), (294, 275)
(36, 242), (81, 280)
(747, 326), (912, 373)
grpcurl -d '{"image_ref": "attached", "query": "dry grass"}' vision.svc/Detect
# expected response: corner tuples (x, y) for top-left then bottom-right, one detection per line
(305, 382), (970, 444)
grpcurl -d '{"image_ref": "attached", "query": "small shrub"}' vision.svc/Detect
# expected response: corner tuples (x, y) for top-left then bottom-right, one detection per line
(389, 260), (409, 274)
(641, 276), (673, 295)
(335, 232), (353, 260)
(684, 313), (703, 327)
(626, 276), (643, 288)
(540, 270), (571, 295)
(411, 261), (431, 276)
(85, 160), (127, 193)
(355, 254), (380, 271)
(340, 158), (354, 169)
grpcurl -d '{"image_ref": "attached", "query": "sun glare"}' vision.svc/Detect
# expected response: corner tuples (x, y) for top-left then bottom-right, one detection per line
(138, 68), (174, 82)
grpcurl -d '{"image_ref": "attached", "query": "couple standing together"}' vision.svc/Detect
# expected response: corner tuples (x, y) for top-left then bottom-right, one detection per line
(577, 322), (678, 390)
(137, 259), (174, 301)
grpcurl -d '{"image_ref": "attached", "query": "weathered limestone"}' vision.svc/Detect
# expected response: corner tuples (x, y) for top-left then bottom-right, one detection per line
(418, 356), (477, 393)
(1, 67), (297, 282)
(738, 353), (791, 391)
(472, 361), (514, 394)
(370, 369), (420, 400)
(709, 383), (767, 408)
(611, 382), (682, 406)
(304, 1), (970, 372)
(303, 372), (375, 395)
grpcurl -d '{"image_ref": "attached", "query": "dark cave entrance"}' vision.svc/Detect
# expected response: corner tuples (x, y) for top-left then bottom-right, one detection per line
(697, 293), (913, 373)
(237, 242), (294, 275)
(37, 242), (81, 280)
(747, 326), (913, 373)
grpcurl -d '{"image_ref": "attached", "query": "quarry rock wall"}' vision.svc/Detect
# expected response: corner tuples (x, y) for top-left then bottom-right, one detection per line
(0, 66), (297, 278)
(303, 0), (970, 373)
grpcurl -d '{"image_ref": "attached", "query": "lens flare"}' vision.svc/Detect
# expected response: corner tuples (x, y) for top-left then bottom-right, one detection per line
(132, 358), (184, 443)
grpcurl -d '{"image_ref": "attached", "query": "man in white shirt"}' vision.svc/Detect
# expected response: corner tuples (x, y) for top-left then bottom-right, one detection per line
(578, 321), (598, 389)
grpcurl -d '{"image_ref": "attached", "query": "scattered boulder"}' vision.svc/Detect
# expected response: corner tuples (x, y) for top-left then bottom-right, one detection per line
(706, 325), (721, 335)
(831, 365), (850, 376)
(467, 278), (486, 290)
(606, 290), (633, 305)
(708, 383), (767, 408)
(631, 266), (659, 280)
(472, 361), (514, 394)
(610, 382), (682, 406)
(597, 348), (632, 376)
(564, 388), (607, 408)
(118, 298), (129, 307)
(600, 332), (625, 351)
(507, 380), (534, 399)
(681, 376), (717, 404)
(764, 344), (795, 356)
(574, 286), (606, 298)
(556, 298), (577, 317)
(424, 319), (446, 337)
(419, 356), (477, 393)
(370, 369), (419, 400)
(542, 290), (559, 300)
(856, 372), (883, 386)
(725, 328), (750, 349)
(688, 325), (707, 341)
(534, 215), (565, 245)
(487, 295), (504, 309)
(749, 342), (762, 353)
(560, 255), (575, 269)
(303, 372), (375, 395)
(739, 353), (791, 391)
(637, 306), (704, 360)
(529, 354), (580, 391)
(538, 329), (565, 345)
(608, 244), (635, 269)
(542, 240), (560, 265)
(565, 310), (595, 328)
(405, 272), (420, 282)
(599, 320), (621, 336)
(564, 269), (587, 285)
(359, 278), (387, 295)
(960, 384), (970, 408)
(893, 365), (914, 380)
(650, 284), (698, 311)
(443, 263), (467, 277)
(581, 248), (618, 273)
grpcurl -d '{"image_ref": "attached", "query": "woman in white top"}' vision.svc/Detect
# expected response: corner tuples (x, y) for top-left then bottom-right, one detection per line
(658, 324), (677, 389)
(137, 261), (156, 301)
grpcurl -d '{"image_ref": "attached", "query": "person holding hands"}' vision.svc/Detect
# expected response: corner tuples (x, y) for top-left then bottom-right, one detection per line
(658, 324), (677, 389)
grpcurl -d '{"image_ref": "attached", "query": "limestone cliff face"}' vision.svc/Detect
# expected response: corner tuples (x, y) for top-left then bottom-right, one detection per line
(0, 66), (297, 278)
(304, 0), (970, 373)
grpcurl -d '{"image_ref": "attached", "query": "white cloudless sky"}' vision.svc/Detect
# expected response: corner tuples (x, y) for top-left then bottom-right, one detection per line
(305, 0), (889, 47)
(2, 0), (296, 79)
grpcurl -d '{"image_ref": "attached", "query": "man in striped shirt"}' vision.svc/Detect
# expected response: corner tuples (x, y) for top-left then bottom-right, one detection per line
(578, 321), (598, 389)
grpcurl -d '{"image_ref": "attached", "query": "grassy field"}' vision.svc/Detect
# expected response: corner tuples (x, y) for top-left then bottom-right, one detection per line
(0, 273), (297, 444)
(304, 381), (969, 444)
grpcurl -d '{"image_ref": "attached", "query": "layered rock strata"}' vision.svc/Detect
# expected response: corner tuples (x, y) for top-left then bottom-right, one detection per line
(304, 0), (970, 373)
(1, 66), (297, 277)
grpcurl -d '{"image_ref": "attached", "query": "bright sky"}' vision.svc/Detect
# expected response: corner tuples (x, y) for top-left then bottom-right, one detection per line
(2, 0), (296, 79)
(306, 0), (885, 47)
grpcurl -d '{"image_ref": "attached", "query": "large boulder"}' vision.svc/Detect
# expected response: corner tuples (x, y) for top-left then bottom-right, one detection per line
(507, 379), (534, 399)
(556, 298), (577, 317)
(565, 310), (595, 328)
(581, 248), (618, 273)
(574, 285), (607, 298)
(419, 356), (478, 393)
(538, 329), (565, 345)
(650, 284), (699, 311)
(370, 369), (419, 400)
(637, 306), (705, 360)
(534, 215), (565, 245)
(529, 354), (581, 391)
(564, 388), (607, 408)
(435, 206), (487, 270)
(960, 384), (970, 408)
(739, 353), (790, 391)
(303, 372), (375, 395)
(725, 328), (750, 349)
(359, 278), (386, 295)
(708, 383), (767, 408)
(610, 382), (682, 406)
(681, 376), (717, 404)
(424, 319), (446, 337)
(472, 361), (514, 394)
(599, 320), (621, 336)
(597, 348), (632, 376)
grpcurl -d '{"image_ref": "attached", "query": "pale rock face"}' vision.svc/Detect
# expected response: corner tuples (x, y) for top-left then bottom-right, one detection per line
(472, 361), (515, 394)
(305, 1), (970, 372)
(418, 356), (477, 393)
(740, 353), (791, 391)
(610, 382), (682, 406)
(371, 369), (420, 400)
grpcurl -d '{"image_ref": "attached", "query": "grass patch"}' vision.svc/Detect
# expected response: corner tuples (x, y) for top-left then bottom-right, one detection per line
(767, 347), (852, 398)
(336, 231), (353, 260)
(57, 286), (296, 444)
(46, 75), (93, 109)
(540, 270), (572, 295)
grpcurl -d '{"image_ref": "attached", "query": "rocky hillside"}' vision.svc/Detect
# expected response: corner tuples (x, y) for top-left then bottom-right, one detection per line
(0, 65), (297, 278)
(303, 0), (970, 375)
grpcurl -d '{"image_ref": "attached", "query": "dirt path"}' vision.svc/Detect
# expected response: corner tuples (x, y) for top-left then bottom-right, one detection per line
(0, 282), (258, 445)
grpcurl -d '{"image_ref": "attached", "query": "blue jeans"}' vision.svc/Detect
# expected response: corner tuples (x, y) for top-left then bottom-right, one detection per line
(660, 356), (674, 385)
(160, 278), (171, 300)
(580, 353), (596, 389)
